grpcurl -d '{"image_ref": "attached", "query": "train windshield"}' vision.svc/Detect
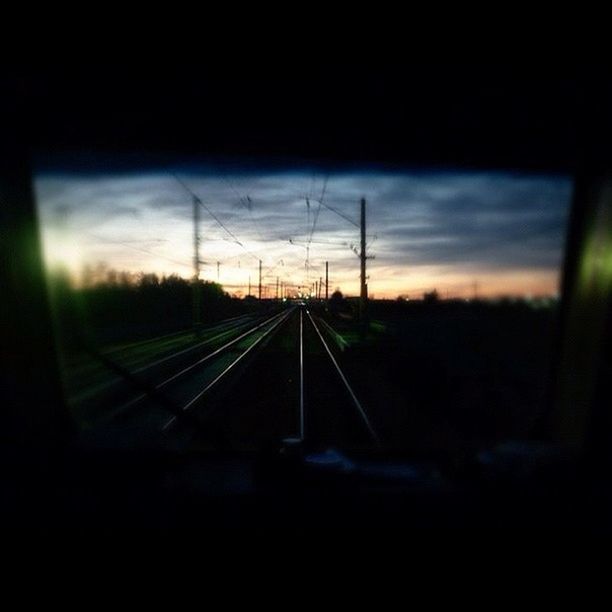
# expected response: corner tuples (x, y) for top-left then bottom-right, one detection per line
(35, 155), (573, 453)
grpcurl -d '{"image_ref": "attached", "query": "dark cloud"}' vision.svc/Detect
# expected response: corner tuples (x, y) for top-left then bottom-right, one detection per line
(35, 166), (573, 294)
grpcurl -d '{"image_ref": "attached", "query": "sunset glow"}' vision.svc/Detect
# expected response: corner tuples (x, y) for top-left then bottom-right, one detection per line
(35, 163), (572, 299)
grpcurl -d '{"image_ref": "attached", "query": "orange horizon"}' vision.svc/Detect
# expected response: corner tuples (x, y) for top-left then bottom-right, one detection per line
(47, 260), (561, 301)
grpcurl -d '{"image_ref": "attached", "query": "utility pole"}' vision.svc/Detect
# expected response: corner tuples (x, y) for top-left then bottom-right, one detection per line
(217, 261), (220, 282)
(319, 277), (322, 299)
(192, 195), (202, 331)
(360, 197), (368, 336)
(325, 261), (329, 301)
(258, 259), (262, 300)
(248, 275), (251, 297)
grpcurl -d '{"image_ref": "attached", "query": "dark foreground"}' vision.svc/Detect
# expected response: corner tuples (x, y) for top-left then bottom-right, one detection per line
(5, 300), (602, 533)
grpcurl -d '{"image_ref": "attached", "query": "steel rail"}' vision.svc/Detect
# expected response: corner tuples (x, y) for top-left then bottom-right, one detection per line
(162, 308), (295, 431)
(66, 312), (270, 405)
(129, 313), (263, 375)
(305, 310), (381, 445)
(98, 312), (254, 358)
(109, 308), (292, 417)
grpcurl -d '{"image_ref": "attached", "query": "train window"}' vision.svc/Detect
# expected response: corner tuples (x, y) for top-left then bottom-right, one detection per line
(35, 155), (573, 453)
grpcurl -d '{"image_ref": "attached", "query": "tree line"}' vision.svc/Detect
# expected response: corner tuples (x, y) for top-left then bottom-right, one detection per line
(47, 266), (259, 347)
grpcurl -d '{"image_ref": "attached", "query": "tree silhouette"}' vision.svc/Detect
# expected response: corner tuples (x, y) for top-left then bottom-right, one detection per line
(423, 289), (439, 304)
(46, 267), (259, 346)
(329, 289), (347, 316)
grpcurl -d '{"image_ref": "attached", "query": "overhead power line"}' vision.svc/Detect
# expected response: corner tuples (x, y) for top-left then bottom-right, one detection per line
(319, 200), (360, 227)
(172, 174), (260, 263)
(222, 176), (266, 243)
(172, 174), (244, 246)
(308, 175), (328, 246)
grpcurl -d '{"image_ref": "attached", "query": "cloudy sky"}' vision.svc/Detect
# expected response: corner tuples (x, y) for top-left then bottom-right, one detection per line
(35, 162), (572, 299)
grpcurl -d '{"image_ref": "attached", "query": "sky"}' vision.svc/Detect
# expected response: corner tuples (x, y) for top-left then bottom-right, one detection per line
(35, 163), (573, 299)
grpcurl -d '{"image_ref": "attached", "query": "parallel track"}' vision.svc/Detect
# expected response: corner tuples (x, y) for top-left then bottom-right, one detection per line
(303, 308), (380, 446)
(71, 308), (289, 426)
(163, 305), (380, 449)
(161, 307), (295, 430)
(66, 311), (265, 401)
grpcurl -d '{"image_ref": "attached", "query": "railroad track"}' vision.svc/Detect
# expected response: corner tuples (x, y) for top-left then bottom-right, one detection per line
(159, 307), (295, 432)
(65, 311), (262, 397)
(75, 304), (380, 450)
(302, 308), (380, 447)
(68, 308), (288, 426)
(165, 305), (381, 450)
